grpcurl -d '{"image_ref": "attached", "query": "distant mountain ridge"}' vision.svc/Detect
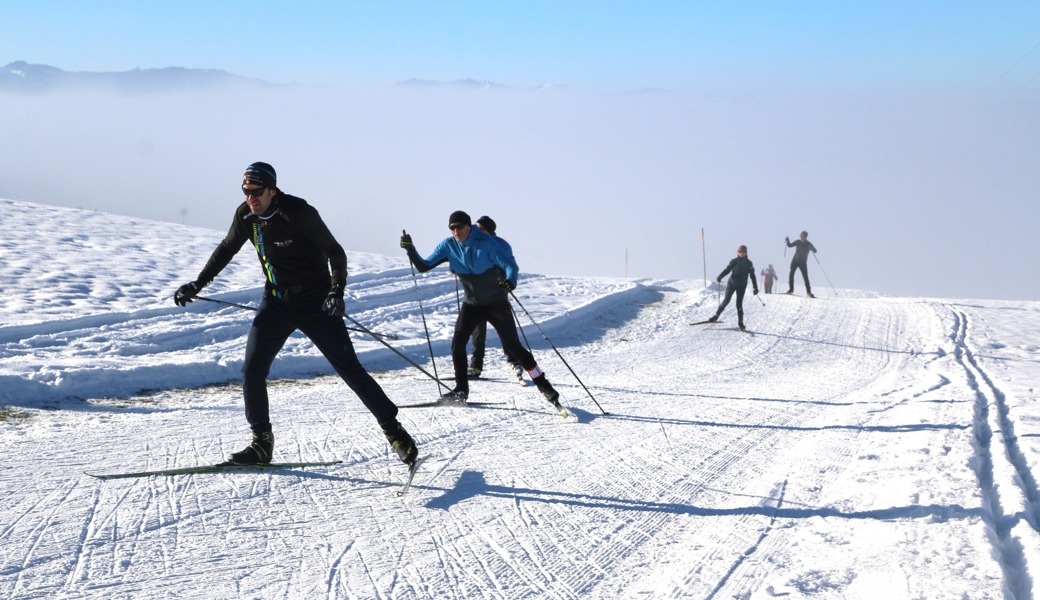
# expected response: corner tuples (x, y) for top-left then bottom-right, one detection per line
(1, 60), (275, 93)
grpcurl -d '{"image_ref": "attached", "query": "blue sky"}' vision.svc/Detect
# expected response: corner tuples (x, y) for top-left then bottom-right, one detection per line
(2, 2), (1040, 300)
(5, 1), (1039, 91)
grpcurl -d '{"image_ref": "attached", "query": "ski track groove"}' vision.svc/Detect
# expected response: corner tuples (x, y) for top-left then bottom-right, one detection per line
(949, 305), (1036, 600)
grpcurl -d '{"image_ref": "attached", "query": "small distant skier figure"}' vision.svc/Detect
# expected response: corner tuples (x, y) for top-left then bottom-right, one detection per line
(761, 264), (778, 294)
(706, 245), (759, 331)
(465, 215), (524, 383)
(785, 231), (817, 298)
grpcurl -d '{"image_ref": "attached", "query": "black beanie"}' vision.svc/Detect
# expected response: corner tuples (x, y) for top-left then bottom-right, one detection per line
(448, 210), (471, 226)
(243, 162), (277, 188)
(476, 215), (497, 234)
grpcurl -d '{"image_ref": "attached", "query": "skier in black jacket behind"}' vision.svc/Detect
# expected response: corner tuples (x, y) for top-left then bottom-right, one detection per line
(785, 230), (818, 297)
(706, 245), (759, 331)
(173, 162), (418, 468)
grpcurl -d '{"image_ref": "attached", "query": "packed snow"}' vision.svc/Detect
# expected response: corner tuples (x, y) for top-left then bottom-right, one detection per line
(1, 197), (1038, 599)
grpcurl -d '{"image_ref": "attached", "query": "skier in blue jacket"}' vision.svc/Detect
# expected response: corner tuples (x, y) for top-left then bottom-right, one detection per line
(400, 210), (561, 407)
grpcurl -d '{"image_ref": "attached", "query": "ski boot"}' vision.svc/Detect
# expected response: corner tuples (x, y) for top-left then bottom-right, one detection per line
(511, 362), (525, 382)
(382, 420), (418, 466)
(707, 314), (719, 323)
(534, 375), (561, 406)
(466, 367), (482, 380)
(440, 388), (469, 404)
(229, 431), (274, 465)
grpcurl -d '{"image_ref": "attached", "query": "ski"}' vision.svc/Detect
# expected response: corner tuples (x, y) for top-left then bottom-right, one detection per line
(690, 319), (723, 326)
(398, 400), (507, 409)
(397, 455), (428, 496)
(85, 460), (343, 480)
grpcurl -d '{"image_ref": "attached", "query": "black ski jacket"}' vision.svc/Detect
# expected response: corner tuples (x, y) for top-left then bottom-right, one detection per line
(195, 192), (347, 299)
(786, 239), (818, 264)
(718, 257), (758, 292)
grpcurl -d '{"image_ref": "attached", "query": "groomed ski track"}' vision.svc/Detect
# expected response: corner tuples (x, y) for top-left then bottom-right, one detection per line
(2, 267), (1038, 598)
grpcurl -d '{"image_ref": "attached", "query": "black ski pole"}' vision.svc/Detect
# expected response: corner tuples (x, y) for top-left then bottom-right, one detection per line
(403, 230), (441, 394)
(343, 315), (453, 392)
(194, 295), (399, 340)
(813, 253), (838, 297)
(509, 291), (607, 414)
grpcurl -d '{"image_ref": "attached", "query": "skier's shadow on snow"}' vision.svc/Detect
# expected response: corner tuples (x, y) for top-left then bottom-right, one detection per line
(423, 470), (987, 524)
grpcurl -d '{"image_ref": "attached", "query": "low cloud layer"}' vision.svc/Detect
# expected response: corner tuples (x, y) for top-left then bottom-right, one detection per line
(2, 82), (1037, 299)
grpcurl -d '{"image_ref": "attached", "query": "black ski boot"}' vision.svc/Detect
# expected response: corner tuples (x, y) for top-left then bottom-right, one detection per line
(440, 387), (469, 404)
(707, 314), (719, 323)
(382, 420), (418, 466)
(229, 431), (274, 465)
(739, 321), (746, 331)
(534, 375), (561, 405)
(466, 367), (482, 380)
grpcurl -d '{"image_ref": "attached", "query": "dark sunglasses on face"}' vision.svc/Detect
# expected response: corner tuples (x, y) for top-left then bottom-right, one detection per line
(449, 222), (468, 231)
(242, 187), (266, 197)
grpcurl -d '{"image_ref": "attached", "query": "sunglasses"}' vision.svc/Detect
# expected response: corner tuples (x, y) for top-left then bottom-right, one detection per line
(449, 222), (469, 231)
(242, 187), (267, 197)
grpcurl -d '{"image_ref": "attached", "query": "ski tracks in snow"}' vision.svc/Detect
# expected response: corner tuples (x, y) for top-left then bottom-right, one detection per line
(947, 305), (1040, 599)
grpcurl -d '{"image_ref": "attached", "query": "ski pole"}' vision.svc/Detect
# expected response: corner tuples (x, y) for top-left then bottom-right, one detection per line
(812, 253), (838, 297)
(403, 230), (441, 395)
(344, 315), (453, 392)
(509, 291), (607, 414)
(194, 296), (399, 340)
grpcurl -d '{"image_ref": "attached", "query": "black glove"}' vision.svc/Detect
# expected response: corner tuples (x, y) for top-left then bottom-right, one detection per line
(323, 285), (345, 317)
(785, 236), (790, 244)
(400, 232), (413, 249)
(174, 281), (201, 306)
(499, 278), (515, 293)
(754, 288), (759, 295)
(716, 277), (722, 284)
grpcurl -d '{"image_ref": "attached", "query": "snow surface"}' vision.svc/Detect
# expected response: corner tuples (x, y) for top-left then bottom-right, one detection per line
(1, 197), (1039, 599)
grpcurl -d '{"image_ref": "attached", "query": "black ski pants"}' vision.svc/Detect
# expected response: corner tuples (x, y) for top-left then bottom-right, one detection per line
(242, 290), (399, 434)
(716, 281), (748, 323)
(788, 259), (811, 293)
(469, 319), (517, 371)
(454, 300), (535, 390)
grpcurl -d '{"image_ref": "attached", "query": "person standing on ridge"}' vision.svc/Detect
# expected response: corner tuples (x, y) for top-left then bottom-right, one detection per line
(173, 161), (418, 468)
(400, 210), (562, 408)
(785, 230), (817, 297)
(465, 215), (524, 383)
(761, 264), (778, 294)
(704, 245), (759, 331)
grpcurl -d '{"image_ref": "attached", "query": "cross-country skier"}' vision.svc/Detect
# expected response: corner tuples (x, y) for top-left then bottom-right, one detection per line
(465, 215), (524, 382)
(400, 210), (561, 407)
(173, 162), (418, 467)
(761, 264), (778, 294)
(705, 245), (759, 331)
(785, 231), (818, 297)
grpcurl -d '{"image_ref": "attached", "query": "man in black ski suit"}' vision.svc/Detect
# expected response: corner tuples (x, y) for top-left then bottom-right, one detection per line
(399, 210), (562, 409)
(706, 245), (759, 331)
(173, 162), (418, 467)
(785, 230), (818, 297)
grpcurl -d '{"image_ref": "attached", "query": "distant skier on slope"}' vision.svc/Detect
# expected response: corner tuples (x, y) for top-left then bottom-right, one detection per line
(704, 245), (759, 331)
(785, 231), (818, 297)
(761, 264), (778, 294)
(173, 162), (418, 468)
(400, 210), (561, 408)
